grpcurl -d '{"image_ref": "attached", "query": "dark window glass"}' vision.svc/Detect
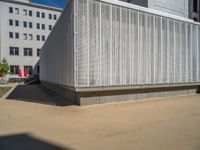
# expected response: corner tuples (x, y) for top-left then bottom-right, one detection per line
(15, 32), (19, 39)
(37, 66), (40, 74)
(42, 12), (45, 18)
(10, 65), (19, 74)
(49, 25), (52, 31)
(36, 35), (40, 41)
(36, 11), (40, 17)
(29, 10), (32, 16)
(49, 14), (52, 19)
(36, 23), (40, 29)
(193, 0), (198, 12)
(9, 7), (13, 13)
(23, 21), (27, 27)
(9, 32), (13, 38)
(9, 19), (13, 26)
(9, 47), (19, 56)
(37, 49), (40, 56)
(24, 48), (33, 56)
(42, 24), (45, 30)
(53, 14), (57, 20)
(29, 22), (32, 28)
(42, 35), (45, 41)
(24, 66), (33, 75)
(15, 20), (19, 26)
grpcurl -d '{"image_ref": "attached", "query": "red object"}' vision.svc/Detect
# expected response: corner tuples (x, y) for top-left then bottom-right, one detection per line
(18, 69), (22, 77)
(24, 69), (28, 77)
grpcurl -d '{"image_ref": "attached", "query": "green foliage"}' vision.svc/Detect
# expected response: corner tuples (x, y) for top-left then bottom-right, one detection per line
(0, 58), (10, 76)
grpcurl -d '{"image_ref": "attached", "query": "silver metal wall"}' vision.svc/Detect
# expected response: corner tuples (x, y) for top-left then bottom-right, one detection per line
(40, 1), (74, 87)
(74, 0), (200, 87)
(41, 0), (200, 88)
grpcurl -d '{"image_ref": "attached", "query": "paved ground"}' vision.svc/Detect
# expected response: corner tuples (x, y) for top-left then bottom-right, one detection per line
(0, 84), (200, 150)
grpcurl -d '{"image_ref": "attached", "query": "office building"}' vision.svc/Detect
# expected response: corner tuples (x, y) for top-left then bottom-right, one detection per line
(0, 0), (61, 79)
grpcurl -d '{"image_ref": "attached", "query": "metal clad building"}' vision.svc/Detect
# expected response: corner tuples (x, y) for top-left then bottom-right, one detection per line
(40, 0), (200, 105)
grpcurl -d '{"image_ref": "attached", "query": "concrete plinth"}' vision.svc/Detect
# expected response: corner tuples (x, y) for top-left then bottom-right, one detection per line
(41, 81), (200, 106)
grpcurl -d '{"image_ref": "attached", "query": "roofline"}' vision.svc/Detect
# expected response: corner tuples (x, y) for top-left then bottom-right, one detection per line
(0, 0), (63, 12)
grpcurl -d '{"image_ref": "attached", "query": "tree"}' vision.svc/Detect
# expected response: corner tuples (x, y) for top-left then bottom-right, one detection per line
(0, 58), (10, 77)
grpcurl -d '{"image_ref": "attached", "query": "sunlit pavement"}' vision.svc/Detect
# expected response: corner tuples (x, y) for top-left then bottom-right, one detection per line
(0, 85), (200, 150)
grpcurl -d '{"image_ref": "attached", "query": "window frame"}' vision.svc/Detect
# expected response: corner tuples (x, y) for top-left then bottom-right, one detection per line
(10, 65), (19, 74)
(9, 47), (19, 56)
(24, 48), (33, 56)
(9, 32), (14, 38)
(9, 19), (13, 26)
(9, 7), (13, 13)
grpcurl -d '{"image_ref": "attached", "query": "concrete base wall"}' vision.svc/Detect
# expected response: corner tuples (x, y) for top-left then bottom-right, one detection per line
(41, 81), (200, 106)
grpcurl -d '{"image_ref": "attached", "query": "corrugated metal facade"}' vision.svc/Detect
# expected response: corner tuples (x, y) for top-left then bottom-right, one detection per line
(41, 0), (200, 88)
(40, 0), (74, 87)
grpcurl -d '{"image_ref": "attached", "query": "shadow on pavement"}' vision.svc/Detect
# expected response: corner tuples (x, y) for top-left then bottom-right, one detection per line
(6, 84), (75, 106)
(0, 133), (74, 150)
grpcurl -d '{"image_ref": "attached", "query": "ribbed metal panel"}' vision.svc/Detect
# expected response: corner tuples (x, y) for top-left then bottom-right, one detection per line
(40, 0), (74, 87)
(74, 0), (200, 87)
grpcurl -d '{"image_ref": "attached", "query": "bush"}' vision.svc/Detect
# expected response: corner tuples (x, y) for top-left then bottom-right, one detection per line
(0, 58), (10, 77)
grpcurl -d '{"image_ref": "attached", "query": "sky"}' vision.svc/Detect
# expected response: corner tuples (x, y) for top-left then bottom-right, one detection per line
(32, 0), (68, 8)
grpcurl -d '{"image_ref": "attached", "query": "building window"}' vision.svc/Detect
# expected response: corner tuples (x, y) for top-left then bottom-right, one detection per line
(42, 35), (45, 41)
(29, 22), (32, 28)
(23, 33), (27, 40)
(37, 66), (40, 74)
(37, 49), (40, 56)
(42, 12), (45, 18)
(23, 21), (27, 28)
(15, 20), (19, 27)
(53, 14), (57, 20)
(36, 35), (40, 41)
(9, 7), (13, 13)
(49, 14), (52, 19)
(10, 65), (19, 74)
(24, 48), (33, 56)
(9, 32), (13, 38)
(9, 19), (13, 26)
(15, 32), (19, 39)
(23, 9), (27, 16)
(29, 10), (32, 16)
(24, 66), (33, 75)
(15, 8), (19, 14)
(9, 47), (19, 56)
(36, 23), (40, 29)
(42, 24), (45, 30)
(28, 34), (33, 40)
(36, 11), (40, 17)
(36, 11), (40, 18)
(194, 0), (198, 12)
(49, 25), (52, 31)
